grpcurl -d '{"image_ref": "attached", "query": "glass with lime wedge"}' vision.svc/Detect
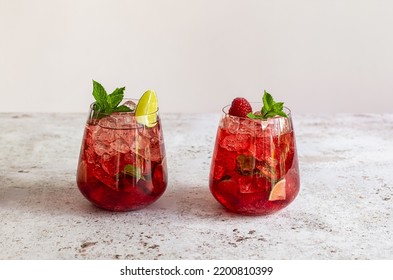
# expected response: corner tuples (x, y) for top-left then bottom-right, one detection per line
(76, 81), (167, 211)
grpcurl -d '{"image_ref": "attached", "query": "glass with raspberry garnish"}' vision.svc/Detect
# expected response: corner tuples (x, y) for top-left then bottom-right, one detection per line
(76, 81), (167, 211)
(209, 91), (300, 215)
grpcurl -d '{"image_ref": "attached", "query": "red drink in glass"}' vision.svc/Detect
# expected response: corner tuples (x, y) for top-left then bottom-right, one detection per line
(209, 104), (300, 215)
(77, 100), (167, 211)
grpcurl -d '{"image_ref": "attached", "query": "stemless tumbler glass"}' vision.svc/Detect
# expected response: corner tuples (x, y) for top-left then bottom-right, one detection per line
(76, 99), (167, 211)
(209, 103), (300, 215)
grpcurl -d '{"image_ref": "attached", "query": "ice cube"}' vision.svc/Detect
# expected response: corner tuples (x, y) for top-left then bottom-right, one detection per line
(252, 121), (266, 138)
(110, 138), (130, 153)
(116, 129), (136, 143)
(251, 138), (274, 162)
(134, 136), (163, 162)
(98, 116), (117, 129)
(93, 128), (116, 143)
(93, 165), (117, 190)
(91, 126), (116, 156)
(238, 119), (256, 136)
(101, 154), (118, 176)
(130, 127), (153, 159)
(123, 100), (137, 111)
(147, 144), (163, 162)
(262, 117), (291, 136)
(220, 133), (250, 152)
(112, 112), (138, 129)
(93, 141), (113, 156)
(138, 123), (161, 140)
(221, 116), (240, 134)
(101, 153), (112, 161)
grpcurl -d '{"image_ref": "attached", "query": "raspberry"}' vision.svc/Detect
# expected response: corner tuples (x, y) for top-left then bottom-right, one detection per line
(228, 97), (252, 117)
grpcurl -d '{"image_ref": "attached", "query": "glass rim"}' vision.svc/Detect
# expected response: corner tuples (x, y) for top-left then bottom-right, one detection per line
(222, 102), (292, 121)
(89, 98), (160, 117)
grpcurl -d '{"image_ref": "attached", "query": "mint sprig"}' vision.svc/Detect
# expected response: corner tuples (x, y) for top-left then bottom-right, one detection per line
(236, 154), (255, 176)
(123, 164), (144, 181)
(247, 90), (288, 120)
(92, 80), (132, 116)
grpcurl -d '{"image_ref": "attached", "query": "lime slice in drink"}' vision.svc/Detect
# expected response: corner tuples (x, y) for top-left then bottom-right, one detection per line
(135, 90), (158, 127)
(268, 178), (286, 201)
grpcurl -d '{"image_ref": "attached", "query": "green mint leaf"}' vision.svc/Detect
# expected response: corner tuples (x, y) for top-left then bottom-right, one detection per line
(92, 102), (102, 112)
(92, 80), (109, 110)
(272, 102), (284, 112)
(236, 154), (256, 176)
(256, 161), (277, 181)
(264, 112), (279, 118)
(262, 90), (274, 111)
(123, 164), (144, 181)
(247, 112), (263, 119)
(91, 81), (131, 117)
(108, 87), (125, 108)
(248, 90), (288, 120)
(275, 111), (288, 118)
(92, 80), (107, 101)
(113, 105), (132, 113)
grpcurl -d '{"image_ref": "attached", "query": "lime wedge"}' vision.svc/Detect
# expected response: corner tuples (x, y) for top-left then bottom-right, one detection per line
(135, 90), (158, 127)
(268, 178), (286, 201)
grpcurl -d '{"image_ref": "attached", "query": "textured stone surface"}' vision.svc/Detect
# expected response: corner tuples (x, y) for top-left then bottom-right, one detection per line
(0, 113), (392, 259)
